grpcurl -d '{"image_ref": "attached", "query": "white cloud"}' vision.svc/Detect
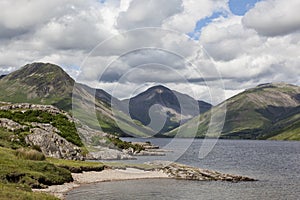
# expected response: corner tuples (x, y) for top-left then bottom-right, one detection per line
(0, 0), (96, 39)
(0, 0), (299, 104)
(117, 0), (183, 29)
(201, 15), (264, 61)
(163, 0), (229, 32)
(196, 5), (300, 96)
(242, 0), (300, 36)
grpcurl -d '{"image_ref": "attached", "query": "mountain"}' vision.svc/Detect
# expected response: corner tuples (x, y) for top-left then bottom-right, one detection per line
(2, 63), (299, 141)
(0, 62), (74, 110)
(0, 62), (153, 137)
(166, 83), (300, 140)
(123, 85), (212, 133)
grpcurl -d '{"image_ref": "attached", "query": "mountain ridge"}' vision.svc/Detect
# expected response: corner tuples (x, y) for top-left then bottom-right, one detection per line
(1, 62), (299, 140)
(0, 63), (154, 137)
(166, 82), (300, 140)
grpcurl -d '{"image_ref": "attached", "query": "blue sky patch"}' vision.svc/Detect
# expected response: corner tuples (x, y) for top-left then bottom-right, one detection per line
(229, 0), (261, 16)
(188, 11), (228, 40)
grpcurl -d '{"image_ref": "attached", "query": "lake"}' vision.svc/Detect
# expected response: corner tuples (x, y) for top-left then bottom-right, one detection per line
(66, 139), (300, 200)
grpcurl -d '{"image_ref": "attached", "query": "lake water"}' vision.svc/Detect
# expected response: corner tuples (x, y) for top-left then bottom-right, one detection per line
(66, 139), (300, 200)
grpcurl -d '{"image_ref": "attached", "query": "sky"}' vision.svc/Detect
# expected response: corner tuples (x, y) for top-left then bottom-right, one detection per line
(0, 0), (299, 104)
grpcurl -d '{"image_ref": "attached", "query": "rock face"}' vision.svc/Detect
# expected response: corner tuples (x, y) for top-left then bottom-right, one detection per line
(148, 161), (256, 182)
(26, 127), (84, 160)
(86, 146), (134, 160)
(0, 102), (84, 160)
(0, 118), (27, 132)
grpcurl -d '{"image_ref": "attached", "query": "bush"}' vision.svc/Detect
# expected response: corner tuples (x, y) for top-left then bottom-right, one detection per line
(108, 137), (144, 152)
(15, 148), (46, 161)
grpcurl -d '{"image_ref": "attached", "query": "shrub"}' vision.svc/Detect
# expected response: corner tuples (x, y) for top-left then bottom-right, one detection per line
(108, 137), (144, 152)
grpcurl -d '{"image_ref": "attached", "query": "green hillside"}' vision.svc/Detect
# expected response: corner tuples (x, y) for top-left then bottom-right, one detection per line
(166, 83), (300, 140)
(0, 62), (153, 137)
(0, 63), (74, 111)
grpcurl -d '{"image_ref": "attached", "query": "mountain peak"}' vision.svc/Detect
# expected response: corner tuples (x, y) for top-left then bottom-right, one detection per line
(146, 85), (171, 93)
(0, 62), (75, 110)
(123, 84), (212, 133)
(9, 62), (72, 81)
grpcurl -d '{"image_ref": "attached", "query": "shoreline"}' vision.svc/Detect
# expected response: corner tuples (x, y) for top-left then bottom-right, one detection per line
(33, 161), (256, 199)
(33, 168), (170, 199)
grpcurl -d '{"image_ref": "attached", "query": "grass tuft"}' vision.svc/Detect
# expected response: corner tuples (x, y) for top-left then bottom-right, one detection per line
(15, 148), (46, 161)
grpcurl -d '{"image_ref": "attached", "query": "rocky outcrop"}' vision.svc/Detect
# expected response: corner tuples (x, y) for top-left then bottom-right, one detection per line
(0, 102), (73, 121)
(134, 150), (166, 156)
(130, 142), (169, 156)
(75, 123), (108, 144)
(86, 146), (135, 160)
(76, 123), (137, 160)
(0, 102), (153, 160)
(25, 128), (84, 160)
(131, 142), (159, 149)
(0, 118), (27, 132)
(148, 161), (256, 182)
(0, 102), (84, 160)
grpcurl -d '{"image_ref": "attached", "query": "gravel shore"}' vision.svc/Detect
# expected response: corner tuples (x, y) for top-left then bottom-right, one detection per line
(33, 168), (169, 199)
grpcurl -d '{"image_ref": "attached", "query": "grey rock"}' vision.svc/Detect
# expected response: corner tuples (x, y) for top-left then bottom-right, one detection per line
(134, 150), (165, 156)
(0, 118), (27, 132)
(25, 128), (84, 160)
(87, 146), (135, 160)
(146, 161), (256, 182)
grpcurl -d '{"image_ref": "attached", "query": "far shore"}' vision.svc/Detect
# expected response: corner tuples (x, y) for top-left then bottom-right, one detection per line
(33, 168), (169, 199)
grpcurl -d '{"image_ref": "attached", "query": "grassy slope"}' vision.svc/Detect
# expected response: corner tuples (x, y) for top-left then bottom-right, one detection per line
(0, 183), (59, 200)
(0, 143), (106, 200)
(0, 147), (71, 199)
(267, 112), (300, 141)
(166, 83), (300, 140)
(73, 84), (153, 137)
(0, 63), (153, 137)
(0, 128), (155, 200)
(0, 63), (74, 111)
(0, 125), (99, 200)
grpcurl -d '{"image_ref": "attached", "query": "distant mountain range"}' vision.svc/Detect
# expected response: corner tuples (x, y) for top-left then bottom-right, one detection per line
(0, 62), (299, 140)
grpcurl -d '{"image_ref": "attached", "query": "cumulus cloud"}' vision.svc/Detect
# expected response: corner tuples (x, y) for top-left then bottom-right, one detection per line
(0, 0), (94, 40)
(0, 0), (299, 103)
(117, 0), (183, 29)
(242, 0), (300, 36)
(0, 0), (120, 73)
(199, 12), (300, 93)
(163, 0), (229, 32)
(35, 10), (110, 50)
(201, 16), (264, 61)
